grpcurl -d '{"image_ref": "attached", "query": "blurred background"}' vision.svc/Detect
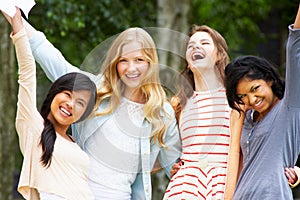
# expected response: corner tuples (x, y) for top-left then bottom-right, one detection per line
(0, 0), (299, 199)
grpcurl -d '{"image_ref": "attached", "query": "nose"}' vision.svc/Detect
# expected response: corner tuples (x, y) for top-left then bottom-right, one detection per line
(127, 60), (137, 71)
(66, 99), (74, 109)
(193, 43), (201, 50)
(247, 93), (257, 106)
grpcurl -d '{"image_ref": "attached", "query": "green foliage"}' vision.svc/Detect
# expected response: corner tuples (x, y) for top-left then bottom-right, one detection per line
(28, 0), (298, 66)
(191, 0), (299, 59)
(191, 0), (272, 55)
(30, 0), (156, 66)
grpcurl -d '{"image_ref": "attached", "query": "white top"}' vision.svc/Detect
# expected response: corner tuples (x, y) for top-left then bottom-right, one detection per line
(13, 28), (94, 200)
(87, 98), (145, 199)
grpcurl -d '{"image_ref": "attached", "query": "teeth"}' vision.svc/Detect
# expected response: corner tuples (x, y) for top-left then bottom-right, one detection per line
(60, 107), (71, 116)
(255, 99), (262, 106)
(126, 74), (139, 78)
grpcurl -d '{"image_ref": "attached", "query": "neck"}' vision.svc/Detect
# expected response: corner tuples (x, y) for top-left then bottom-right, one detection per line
(47, 115), (70, 140)
(123, 89), (146, 104)
(193, 70), (222, 92)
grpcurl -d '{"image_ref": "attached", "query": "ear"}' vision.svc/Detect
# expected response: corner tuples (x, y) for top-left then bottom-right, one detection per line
(267, 80), (273, 87)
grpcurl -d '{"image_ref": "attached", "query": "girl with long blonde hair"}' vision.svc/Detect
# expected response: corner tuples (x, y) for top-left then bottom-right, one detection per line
(16, 17), (181, 199)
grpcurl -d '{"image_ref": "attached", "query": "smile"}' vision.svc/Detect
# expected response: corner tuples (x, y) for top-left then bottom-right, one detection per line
(60, 107), (72, 116)
(253, 99), (263, 110)
(126, 73), (140, 78)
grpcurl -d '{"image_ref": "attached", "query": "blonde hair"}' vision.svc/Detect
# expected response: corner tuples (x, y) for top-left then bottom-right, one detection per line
(96, 27), (168, 147)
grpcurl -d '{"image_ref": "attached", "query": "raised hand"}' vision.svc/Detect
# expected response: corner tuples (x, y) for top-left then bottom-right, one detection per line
(11, 7), (23, 34)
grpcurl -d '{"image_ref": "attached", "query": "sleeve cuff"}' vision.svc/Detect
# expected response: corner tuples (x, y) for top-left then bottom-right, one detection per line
(10, 27), (27, 44)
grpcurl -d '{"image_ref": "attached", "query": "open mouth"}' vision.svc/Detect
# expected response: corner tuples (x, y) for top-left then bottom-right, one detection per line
(192, 52), (205, 61)
(126, 73), (140, 78)
(60, 107), (72, 116)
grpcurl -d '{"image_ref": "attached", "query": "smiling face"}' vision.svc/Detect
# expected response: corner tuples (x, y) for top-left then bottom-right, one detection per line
(185, 31), (218, 72)
(236, 78), (279, 118)
(49, 90), (92, 127)
(117, 41), (149, 97)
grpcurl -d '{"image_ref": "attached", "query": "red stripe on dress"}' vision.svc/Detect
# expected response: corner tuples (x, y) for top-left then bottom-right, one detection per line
(183, 124), (229, 132)
(182, 142), (229, 148)
(212, 182), (226, 187)
(212, 190), (225, 196)
(182, 133), (230, 141)
(182, 152), (228, 155)
(194, 96), (228, 104)
(180, 116), (229, 127)
(182, 110), (230, 117)
(169, 181), (199, 190)
(168, 190), (203, 199)
(207, 167), (227, 174)
(190, 104), (229, 111)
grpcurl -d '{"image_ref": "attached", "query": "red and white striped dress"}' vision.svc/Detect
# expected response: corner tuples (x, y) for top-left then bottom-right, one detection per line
(164, 88), (231, 200)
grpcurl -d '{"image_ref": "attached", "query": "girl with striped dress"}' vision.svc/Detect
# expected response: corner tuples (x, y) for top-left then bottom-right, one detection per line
(163, 25), (232, 200)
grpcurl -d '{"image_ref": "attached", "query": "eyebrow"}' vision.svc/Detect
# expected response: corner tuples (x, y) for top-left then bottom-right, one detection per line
(188, 39), (211, 44)
(238, 84), (258, 95)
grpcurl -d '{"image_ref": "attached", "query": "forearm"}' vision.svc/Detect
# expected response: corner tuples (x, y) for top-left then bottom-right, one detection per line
(29, 31), (80, 82)
(294, 4), (300, 29)
(224, 110), (244, 199)
(160, 105), (182, 178)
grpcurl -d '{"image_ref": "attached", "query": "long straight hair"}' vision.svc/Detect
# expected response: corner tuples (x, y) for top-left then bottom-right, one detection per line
(40, 72), (97, 167)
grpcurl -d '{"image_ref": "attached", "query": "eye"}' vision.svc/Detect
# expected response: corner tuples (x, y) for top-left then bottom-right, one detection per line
(75, 99), (86, 108)
(137, 57), (146, 62)
(201, 42), (210, 45)
(251, 85), (260, 93)
(237, 94), (246, 99)
(118, 58), (127, 63)
(64, 91), (71, 97)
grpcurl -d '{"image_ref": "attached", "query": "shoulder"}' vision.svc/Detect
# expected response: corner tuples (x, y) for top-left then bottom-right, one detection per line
(163, 100), (175, 114)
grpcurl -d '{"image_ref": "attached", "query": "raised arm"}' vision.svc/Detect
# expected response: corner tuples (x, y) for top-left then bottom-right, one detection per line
(2, 9), (91, 82)
(10, 8), (44, 154)
(2, 10), (36, 38)
(25, 19), (82, 82)
(25, 14), (101, 84)
(285, 4), (300, 107)
(294, 4), (300, 29)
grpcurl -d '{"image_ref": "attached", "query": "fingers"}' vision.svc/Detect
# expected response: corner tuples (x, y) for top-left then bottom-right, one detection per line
(285, 167), (298, 184)
(11, 7), (23, 34)
(170, 161), (183, 178)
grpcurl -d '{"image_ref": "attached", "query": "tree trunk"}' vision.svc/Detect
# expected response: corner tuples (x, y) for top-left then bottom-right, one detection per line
(156, 0), (191, 96)
(152, 0), (191, 199)
(0, 16), (18, 200)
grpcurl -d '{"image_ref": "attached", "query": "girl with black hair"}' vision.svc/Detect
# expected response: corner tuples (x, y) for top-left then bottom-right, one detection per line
(10, 8), (97, 199)
(224, 4), (300, 199)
